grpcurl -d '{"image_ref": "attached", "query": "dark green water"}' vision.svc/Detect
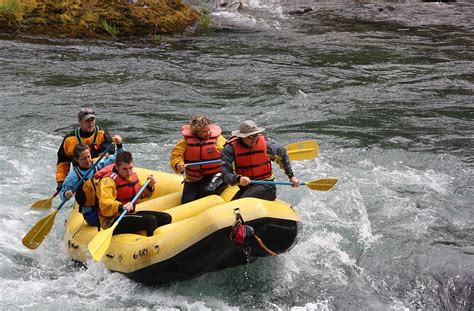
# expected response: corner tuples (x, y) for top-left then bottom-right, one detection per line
(0, 1), (473, 310)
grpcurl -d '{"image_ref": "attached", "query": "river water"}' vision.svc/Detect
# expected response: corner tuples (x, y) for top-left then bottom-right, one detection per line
(0, 1), (473, 310)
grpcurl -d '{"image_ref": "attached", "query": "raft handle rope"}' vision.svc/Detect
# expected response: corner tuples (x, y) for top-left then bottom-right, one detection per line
(230, 208), (277, 257)
(71, 218), (86, 239)
(255, 235), (277, 256)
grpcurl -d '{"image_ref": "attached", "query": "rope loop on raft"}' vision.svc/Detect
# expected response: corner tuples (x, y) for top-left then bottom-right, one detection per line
(229, 208), (277, 256)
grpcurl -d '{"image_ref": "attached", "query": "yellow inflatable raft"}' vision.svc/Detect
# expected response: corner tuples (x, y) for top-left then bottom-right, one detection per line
(64, 168), (301, 285)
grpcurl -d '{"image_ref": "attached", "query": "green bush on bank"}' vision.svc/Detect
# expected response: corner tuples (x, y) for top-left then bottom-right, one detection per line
(0, 0), (200, 37)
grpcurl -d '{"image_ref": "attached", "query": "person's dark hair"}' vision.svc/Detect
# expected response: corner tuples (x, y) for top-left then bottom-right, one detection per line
(72, 143), (91, 159)
(115, 151), (133, 166)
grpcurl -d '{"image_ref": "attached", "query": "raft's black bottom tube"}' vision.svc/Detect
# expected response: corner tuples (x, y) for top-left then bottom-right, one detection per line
(125, 217), (300, 286)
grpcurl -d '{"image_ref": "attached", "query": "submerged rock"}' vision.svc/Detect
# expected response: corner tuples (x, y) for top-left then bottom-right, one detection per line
(218, 0), (242, 12)
(288, 7), (313, 15)
(0, 0), (200, 38)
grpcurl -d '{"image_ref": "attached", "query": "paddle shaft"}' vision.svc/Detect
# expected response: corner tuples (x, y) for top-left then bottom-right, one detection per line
(250, 178), (338, 192)
(88, 179), (151, 261)
(113, 179), (151, 224)
(56, 143), (114, 211)
(250, 180), (304, 186)
(185, 160), (221, 167)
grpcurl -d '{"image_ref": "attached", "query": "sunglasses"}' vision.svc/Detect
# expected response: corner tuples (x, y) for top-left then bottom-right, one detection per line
(246, 134), (259, 139)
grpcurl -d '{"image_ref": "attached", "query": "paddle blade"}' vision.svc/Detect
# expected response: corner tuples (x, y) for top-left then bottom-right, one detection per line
(286, 140), (319, 160)
(22, 210), (58, 249)
(305, 178), (339, 191)
(31, 197), (54, 209)
(88, 226), (115, 261)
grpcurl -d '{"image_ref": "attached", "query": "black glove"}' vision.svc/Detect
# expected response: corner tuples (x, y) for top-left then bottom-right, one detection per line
(56, 181), (64, 192)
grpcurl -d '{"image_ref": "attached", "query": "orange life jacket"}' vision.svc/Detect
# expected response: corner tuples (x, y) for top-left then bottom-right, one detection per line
(94, 164), (141, 207)
(73, 166), (99, 212)
(74, 126), (100, 155)
(182, 124), (222, 178)
(229, 135), (272, 180)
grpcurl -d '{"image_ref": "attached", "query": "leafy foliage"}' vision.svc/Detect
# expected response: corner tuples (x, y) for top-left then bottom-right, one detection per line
(0, 0), (199, 37)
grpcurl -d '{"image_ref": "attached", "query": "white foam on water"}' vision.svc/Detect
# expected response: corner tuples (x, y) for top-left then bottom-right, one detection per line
(212, 0), (284, 30)
(246, 0), (284, 14)
(297, 89), (308, 97)
(291, 300), (331, 311)
(372, 164), (452, 195)
(213, 11), (261, 27)
(2, 249), (239, 309)
(26, 130), (62, 151)
(286, 228), (359, 286)
(131, 141), (172, 172)
(348, 184), (379, 245)
(293, 154), (380, 253)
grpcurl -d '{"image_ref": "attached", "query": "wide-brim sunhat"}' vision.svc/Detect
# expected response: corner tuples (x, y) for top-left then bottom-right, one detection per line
(231, 120), (265, 138)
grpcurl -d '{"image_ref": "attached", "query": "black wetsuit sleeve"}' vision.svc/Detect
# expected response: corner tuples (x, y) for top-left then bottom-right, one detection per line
(57, 136), (72, 166)
(100, 129), (115, 155)
(266, 137), (295, 179)
(221, 144), (240, 185)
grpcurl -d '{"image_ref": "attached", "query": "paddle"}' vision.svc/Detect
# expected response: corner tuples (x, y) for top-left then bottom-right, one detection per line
(88, 179), (151, 262)
(31, 191), (59, 209)
(285, 140), (319, 161)
(184, 140), (319, 168)
(22, 143), (114, 250)
(185, 160), (221, 167)
(250, 178), (339, 191)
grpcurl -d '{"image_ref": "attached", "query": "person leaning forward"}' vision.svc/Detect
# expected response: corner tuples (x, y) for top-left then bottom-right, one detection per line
(59, 135), (124, 227)
(170, 114), (227, 204)
(221, 120), (300, 201)
(56, 107), (115, 192)
(95, 151), (171, 236)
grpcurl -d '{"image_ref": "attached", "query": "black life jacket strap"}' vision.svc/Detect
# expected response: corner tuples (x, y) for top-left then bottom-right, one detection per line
(73, 166), (100, 231)
(75, 126), (99, 146)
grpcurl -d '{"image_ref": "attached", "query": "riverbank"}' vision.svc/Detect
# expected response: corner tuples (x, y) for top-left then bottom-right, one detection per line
(1, 1), (473, 309)
(0, 0), (199, 38)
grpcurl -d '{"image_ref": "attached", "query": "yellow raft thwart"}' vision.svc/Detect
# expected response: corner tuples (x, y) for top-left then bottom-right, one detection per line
(64, 168), (301, 285)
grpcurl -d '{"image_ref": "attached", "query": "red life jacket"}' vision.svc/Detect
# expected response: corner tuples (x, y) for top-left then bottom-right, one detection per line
(229, 135), (272, 180)
(94, 164), (141, 206)
(182, 124), (222, 178)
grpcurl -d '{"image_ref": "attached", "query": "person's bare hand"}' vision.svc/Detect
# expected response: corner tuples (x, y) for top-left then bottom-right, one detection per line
(113, 135), (122, 145)
(176, 163), (185, 174)
(239, 176), (251, 186)
(290, 176), (300, 188)
(65, 190), (75, 199)
(147, 175), (156, 188)
(123, 202), (134, 212)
